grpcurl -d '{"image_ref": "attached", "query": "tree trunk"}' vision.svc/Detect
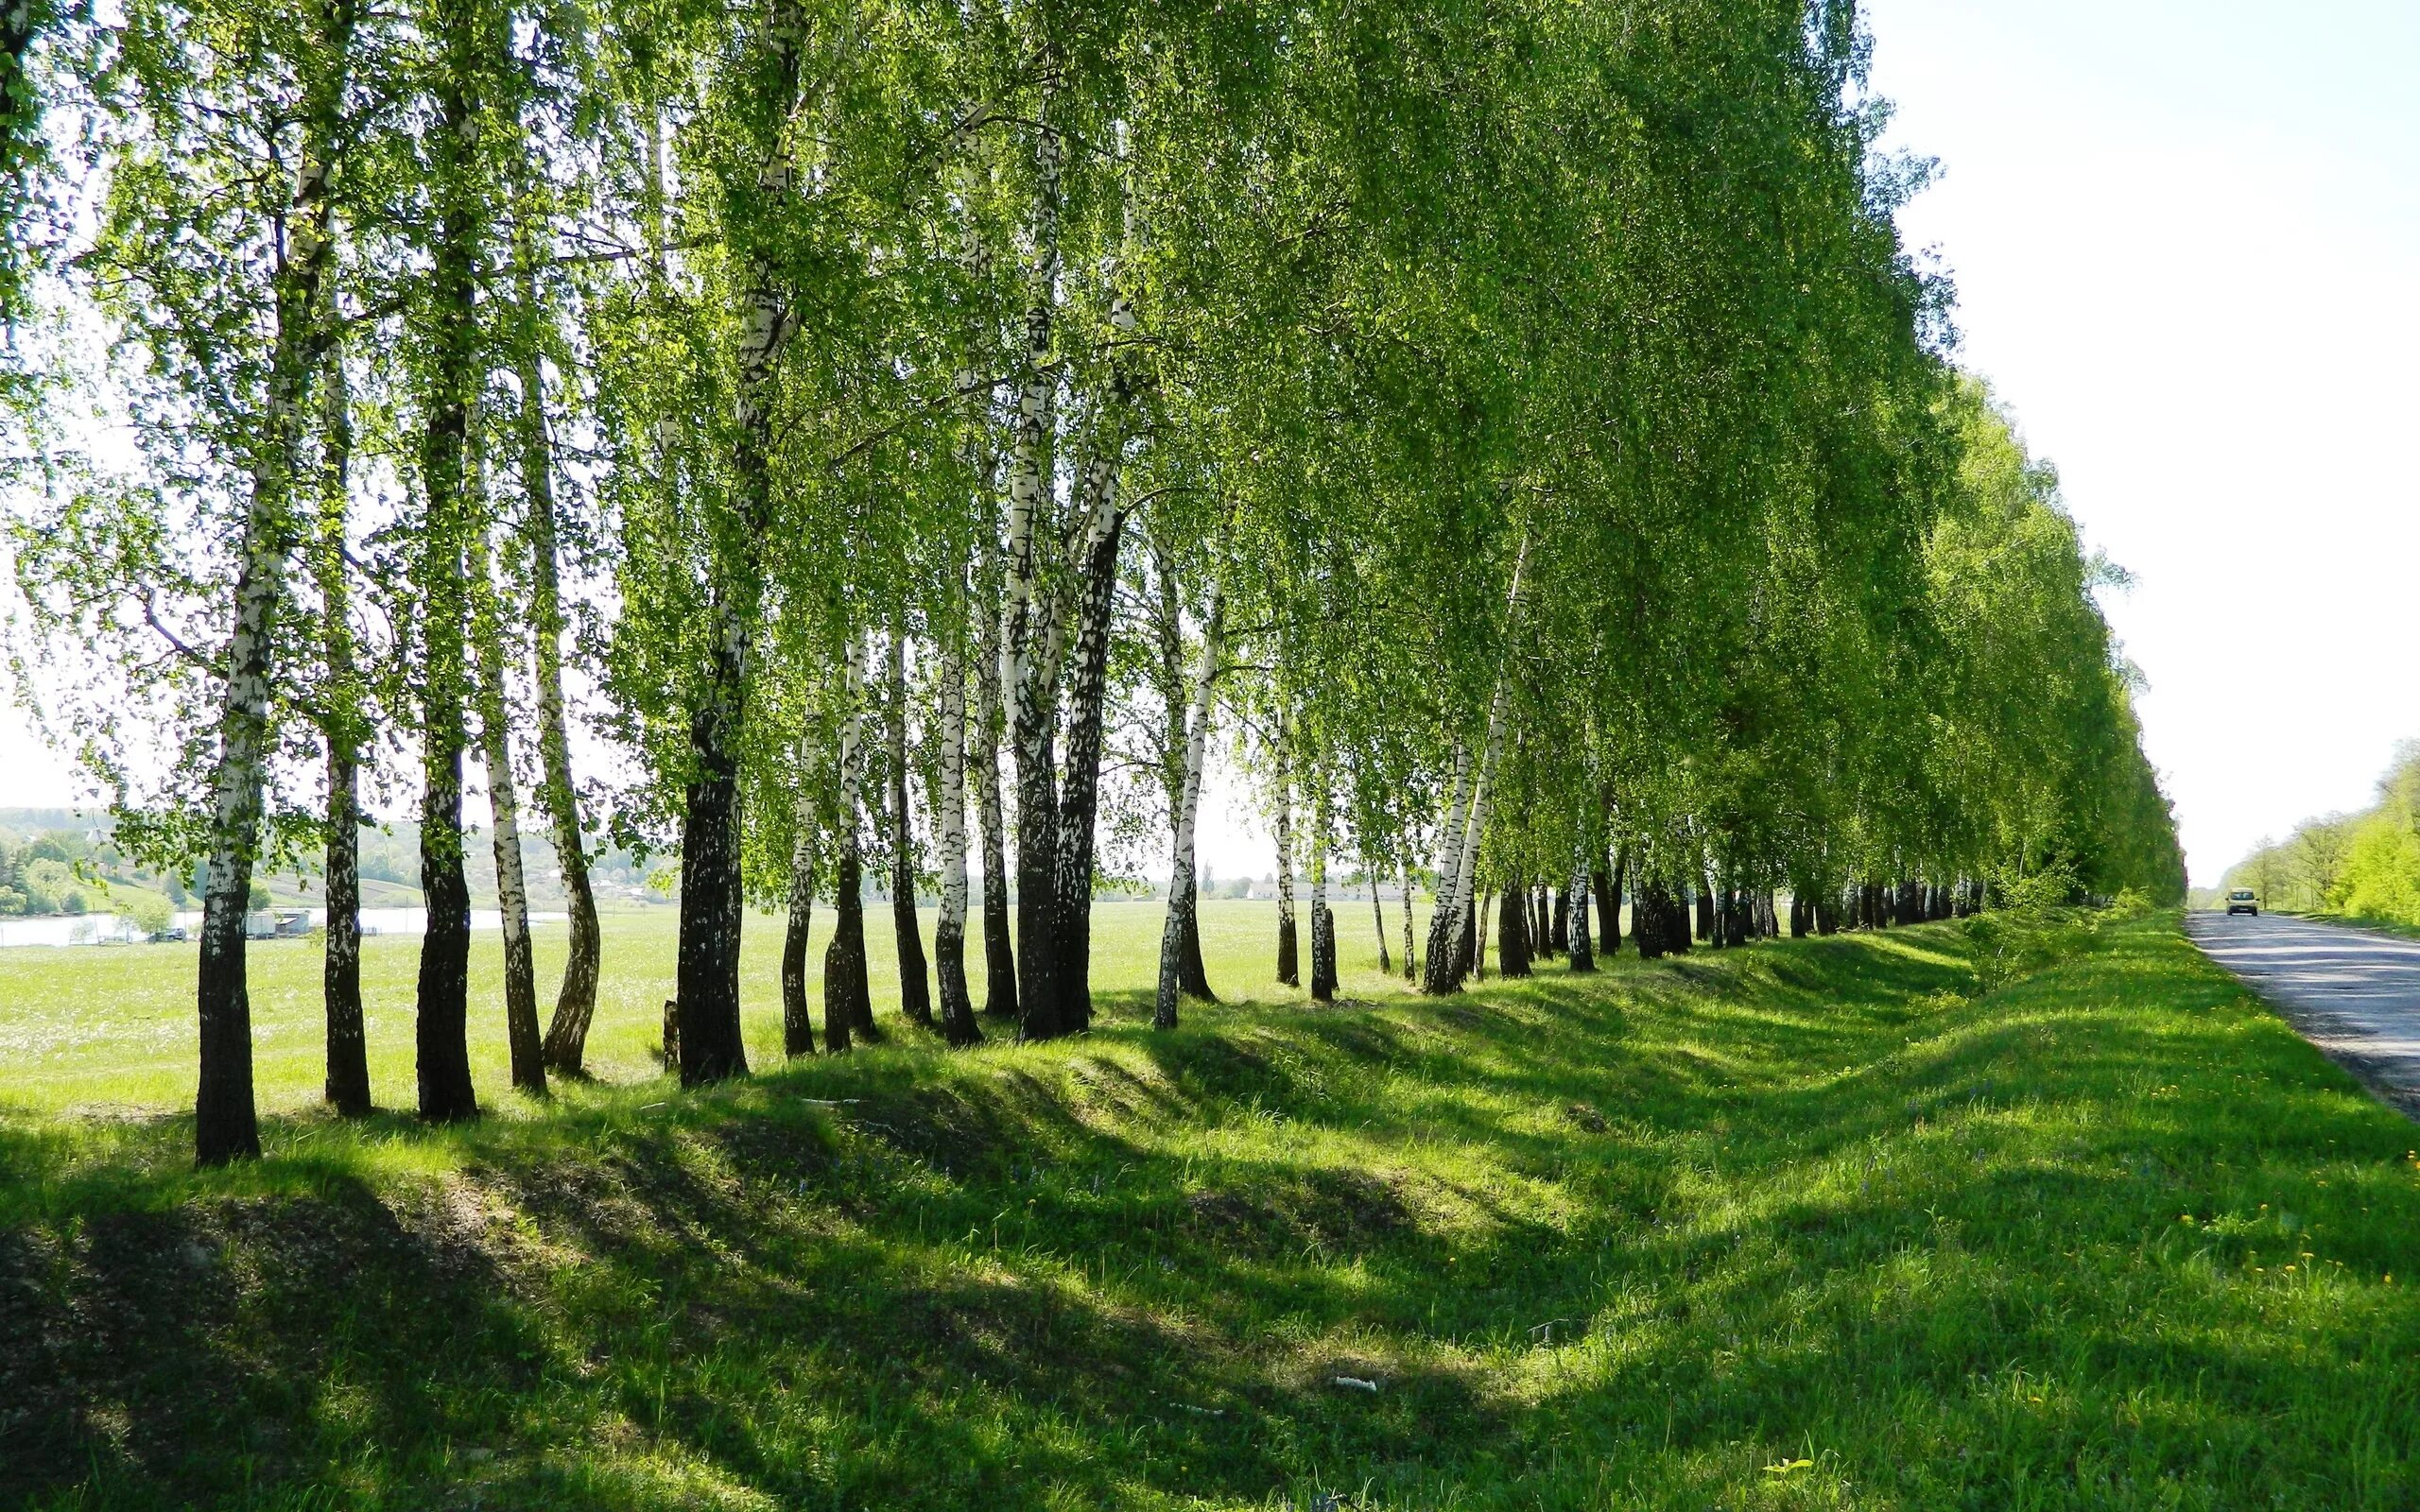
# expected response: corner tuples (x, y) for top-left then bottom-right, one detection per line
(1418, 740), (1472, 991)
(1425, 541), (1525, 994)
(412, 24), (483, 1124)
(1596, 843), (1623, 957)
(933, 609), (980, 1047)
(470, 507), (544, 1096)
(999, 89), (1071, 1043)
(780, 790), (817, 1057)
(1052, 513), (1125, 1032)
(674, 0), (804, 1089)
(1370, 880), (1390, 975)
(197, 0), (355, 1164)
(1273, 734), (1299, 987)
(1461, 890), (1480, 987)
(1155, 589), (1223, 1029)
(1399, 860), (1418, 981)
(520, 268), (602, 1077)
(1496, 871), (1530, 978)
(1567, 849), (1596, 971)
(885, 624), (932, 1029)
(970, 549), (1017, 1021)
(315, 344), (370, 1118)
(823, 638), (872, 1052)
(1307, 778), (1336, 1001)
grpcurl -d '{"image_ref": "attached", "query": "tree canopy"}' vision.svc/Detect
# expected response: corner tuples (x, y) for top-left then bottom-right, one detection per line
(3, 0), (2182, 1163)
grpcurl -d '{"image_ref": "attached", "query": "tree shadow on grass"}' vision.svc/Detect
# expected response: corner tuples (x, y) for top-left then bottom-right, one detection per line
(9, 919), (2420, 1508)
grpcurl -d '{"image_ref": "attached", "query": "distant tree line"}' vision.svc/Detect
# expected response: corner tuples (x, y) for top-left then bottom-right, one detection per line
(2226, 745), (2420, 923)
(2, 0), (2184, 1165)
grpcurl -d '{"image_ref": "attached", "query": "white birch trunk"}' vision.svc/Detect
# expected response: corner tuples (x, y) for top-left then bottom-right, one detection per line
(470, 511), (542, 1094)
(1567, 843), (1596, 971)
(1418, 739), (1474, 993)
(934, 598), (979, 1044)
(1155, 588), (1223, 1028)
(1308, 775), (1335, 1001)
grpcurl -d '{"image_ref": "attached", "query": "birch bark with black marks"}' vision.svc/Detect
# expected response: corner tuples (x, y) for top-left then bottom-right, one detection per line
(676, 0), (805, 1087)
(970, 544), (1016, 1020)
(1053, 507), (1126, 1032)
(470, 501), (544, 1095)
(886, 622), (932, 1028)
(1567, 845), (1595, 971)
(823, 635), (871, 1052)
(1398, 858), (1417, 981)
(315, 340), (370, 1117)
(933, 600), (980, 1046)
(1307, 775), (1336, 1001)
(1000, 89), (1066, 1040)
(519, 266), (602, 1076)
(1419, 741), (1472, 992)
(1370, 876), (1390, 975)
(780, 729), (818, 1056)
(1273, 734), (1299, 987)
(195, 0), (355, 1164)
(413, 7), (485, 1125)
(1436, 598), (1520, 992)
(1152, 540), (1214, 1003)
(1154, 587), (1222, 1029)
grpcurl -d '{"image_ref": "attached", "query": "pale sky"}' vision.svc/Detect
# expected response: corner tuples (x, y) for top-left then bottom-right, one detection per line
(10, 3), (2417, 887)
(1860, 0), (2420, 883)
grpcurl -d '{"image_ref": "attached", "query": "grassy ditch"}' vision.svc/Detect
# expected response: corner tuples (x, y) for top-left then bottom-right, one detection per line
(4, 911), (2418, 1508)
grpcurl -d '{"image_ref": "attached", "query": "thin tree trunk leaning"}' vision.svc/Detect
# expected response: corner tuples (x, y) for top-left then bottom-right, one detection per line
(673, 2), (804, 1088)
(315, 344), (370, 1118)
(1155, 587), (1223, 1030)
(520, 271), (602, 1077)
(886, 624), (932, 1028)
(1422, 539), (1526, 995)
(933, 607), (981, 1048)
(1053, 511), (1127, 1033)
(1461, 890), (1480, 987)
(823, 638), (872, 1052)
(1371, 879), (1390, 975)
(1273, 735), (1299, 987)
(470, 510), (544, 1096)
(196, 0), (354, 1164)
(413, 13), (484, 1125)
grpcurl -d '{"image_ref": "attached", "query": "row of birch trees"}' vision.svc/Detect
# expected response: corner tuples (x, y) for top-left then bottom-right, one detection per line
(2, 0), (2183, 1163)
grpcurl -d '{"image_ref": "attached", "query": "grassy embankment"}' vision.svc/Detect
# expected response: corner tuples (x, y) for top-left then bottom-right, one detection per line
(6, 906), (2420, 1508)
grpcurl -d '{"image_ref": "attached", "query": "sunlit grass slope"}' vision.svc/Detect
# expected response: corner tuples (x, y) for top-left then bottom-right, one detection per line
(6, 912), (2420, 1508)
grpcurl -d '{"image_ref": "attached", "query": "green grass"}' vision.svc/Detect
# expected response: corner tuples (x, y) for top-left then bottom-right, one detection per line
(0, 899), (1375, 1117)
(5, 907), (2420, 1509)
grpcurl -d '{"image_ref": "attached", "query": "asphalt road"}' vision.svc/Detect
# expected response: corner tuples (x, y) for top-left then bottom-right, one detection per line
(2186, 910), (2420, 1117)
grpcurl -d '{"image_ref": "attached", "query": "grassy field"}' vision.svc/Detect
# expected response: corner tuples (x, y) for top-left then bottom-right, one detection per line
(0, 899), (1409, 1117)
(5, 907), (2420, 1508)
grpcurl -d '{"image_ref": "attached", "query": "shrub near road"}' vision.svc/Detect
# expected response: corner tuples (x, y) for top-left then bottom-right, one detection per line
(5, 911), (2416, 1509)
